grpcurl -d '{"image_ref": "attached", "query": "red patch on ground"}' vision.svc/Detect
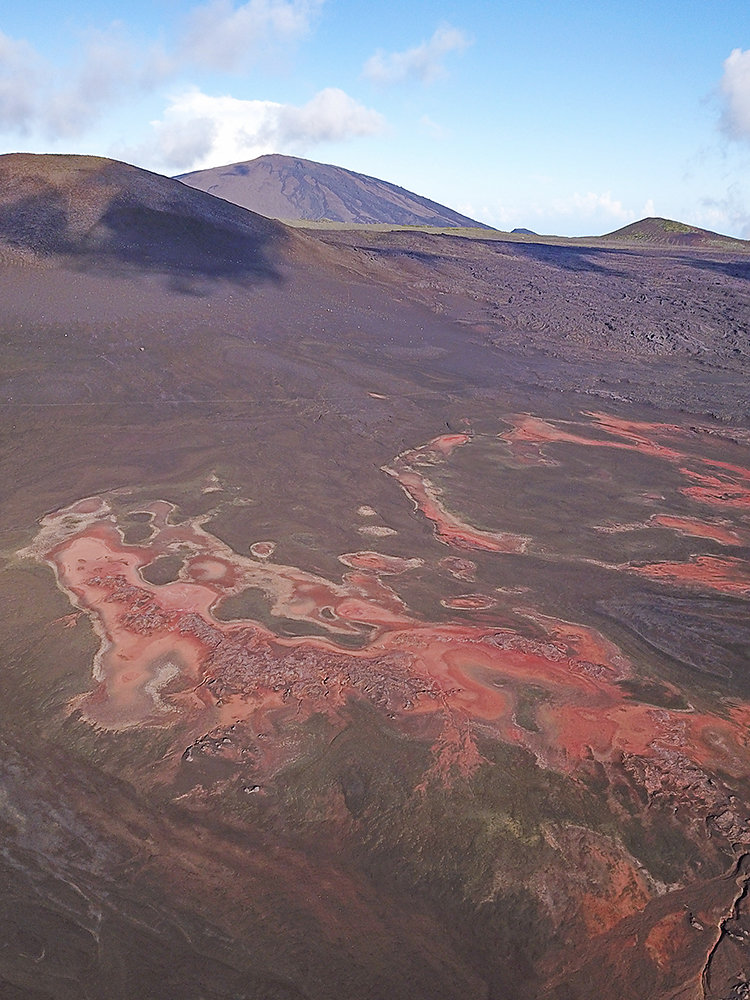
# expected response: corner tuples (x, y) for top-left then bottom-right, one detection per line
(632, 554), (750, 597)
(438, 556), (477, 582)
(339, 551), (422, 575)
(501, 412), (682, 462)
(644, 910), (690, 969)
(649, 514), (742, 546)
(250, 541), (276, 558)
(429, 432), (472, 456)
(441, 594), (496, 610)
(497, 412), (750, 590)
(384, 437), (530, 554)
(680, 466), (750, 511)
(20, 410), (750, 794)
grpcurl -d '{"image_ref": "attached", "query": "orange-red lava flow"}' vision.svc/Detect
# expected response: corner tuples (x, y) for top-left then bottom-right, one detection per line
(338, 551), (423, 575)
(679, 467), (750, 511)
(496, 411), (750, 585)
(20, 484), (750, 789)
(384, 435), (530, 554)
(501, 413), (684, 462)
(649, 515), (743, 547)
(632, 555), (750, 597)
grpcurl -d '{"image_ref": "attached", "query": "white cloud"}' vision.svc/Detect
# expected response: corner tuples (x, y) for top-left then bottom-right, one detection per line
(477, 191), (657, 236)
(0, 30), (45, 131)
(720, 48), (750, 140)
(271, 87), (385, 145)
(700, 185), (750, 238)
(182, 0), (323, 71)
(559, 191), (636, 223)
(45, 28), (149, 138)
(0, 25), (173, 140)
(0, 2), (324, 143)
(363, 24), (471, 85)
(137, 87), (385, 172)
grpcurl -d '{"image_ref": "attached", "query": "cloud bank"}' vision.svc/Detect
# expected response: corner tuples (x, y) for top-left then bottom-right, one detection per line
(700, 185), (750, 239)
(559, 191), (643, 224)
(181, 0), (323, 71)
(720, 48), (750, 140)
(363, 25), (471, 85)
(140, 87), (384, 172)
(0, 25), (171, 139)
(0, 1), (325, 141)
(470, 190), (657, 237)
(0, 30), (42, 131)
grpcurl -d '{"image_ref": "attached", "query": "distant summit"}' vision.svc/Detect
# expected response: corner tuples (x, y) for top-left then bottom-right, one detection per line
(511, 228), (537, 235)
(176, 154), (490, 228)
(603, 216), (747, 249)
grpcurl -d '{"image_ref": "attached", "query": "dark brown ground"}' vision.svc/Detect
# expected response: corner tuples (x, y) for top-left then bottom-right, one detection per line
(1, 154), (749, 1000)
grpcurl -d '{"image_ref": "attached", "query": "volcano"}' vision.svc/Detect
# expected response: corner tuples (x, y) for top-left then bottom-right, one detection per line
(603, 215), (749, 249)
(176, 152), (489, 227)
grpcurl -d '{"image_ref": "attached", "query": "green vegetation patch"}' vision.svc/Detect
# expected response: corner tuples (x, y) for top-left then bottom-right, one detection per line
(663, 220), (695, 234)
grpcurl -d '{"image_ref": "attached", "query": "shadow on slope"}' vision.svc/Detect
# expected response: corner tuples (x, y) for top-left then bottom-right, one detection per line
(0, 155), (292, 288)
(489, 239), (628, 276)
(363, 233), (629, 277)
(675, 255), (750, 281)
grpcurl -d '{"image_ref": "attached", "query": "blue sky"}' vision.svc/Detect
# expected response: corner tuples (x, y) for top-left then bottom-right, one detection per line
(2, 0), (750, 236)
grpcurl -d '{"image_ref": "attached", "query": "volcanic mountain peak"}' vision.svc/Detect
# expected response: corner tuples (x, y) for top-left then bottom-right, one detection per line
(604, 215), (748, 248)
(176, 153), (489, 228)
(0, 152), (294, 279)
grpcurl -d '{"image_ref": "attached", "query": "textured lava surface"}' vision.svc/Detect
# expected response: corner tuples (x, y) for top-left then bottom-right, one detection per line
(2, 155), (750, 1000)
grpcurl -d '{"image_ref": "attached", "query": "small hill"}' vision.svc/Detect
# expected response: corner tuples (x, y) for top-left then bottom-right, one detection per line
(603, 216), (748, 249)
(176, 154), (489, 228)
(0, 152), (294, 279)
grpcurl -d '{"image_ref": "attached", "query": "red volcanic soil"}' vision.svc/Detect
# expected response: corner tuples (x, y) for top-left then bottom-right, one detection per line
(649, 514), (743, 546)
(16, 449), (750, 1000)
(23, 464), (750, 794)
(632, 554), (750, 597)
(441, 594), (496, 610)
(438, 556), (477, 581)
(502, 412), (684, 462)
(249, 540), (276, 558)
(339, 551), (423, 574)
(494, 411), (750, 589)
(385, 434), (530, 554)
(680, 465), (750, 510)
(9, 394), (750, 1000)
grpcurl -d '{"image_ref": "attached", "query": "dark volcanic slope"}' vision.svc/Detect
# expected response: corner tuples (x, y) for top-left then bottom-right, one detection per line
(0, 152), (295, 279)
(2, 154), (750, 1000)
(604, 215), (749, 249)
(176, 152), (488, 227)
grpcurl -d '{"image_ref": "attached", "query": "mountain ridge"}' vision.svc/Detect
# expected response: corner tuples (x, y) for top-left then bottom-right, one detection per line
(176, 153), (490, 228)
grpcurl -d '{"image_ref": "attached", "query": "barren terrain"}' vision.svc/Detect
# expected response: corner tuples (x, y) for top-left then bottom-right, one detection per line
(1, 154), (749, 1000)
